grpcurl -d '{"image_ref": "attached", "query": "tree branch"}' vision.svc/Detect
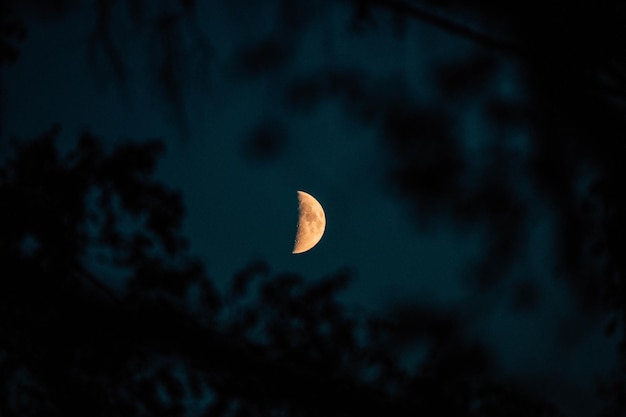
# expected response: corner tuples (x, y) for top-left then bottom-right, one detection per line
(361, 0), (527, 56)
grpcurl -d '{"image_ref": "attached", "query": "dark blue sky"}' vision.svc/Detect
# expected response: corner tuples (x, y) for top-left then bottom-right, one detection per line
(1, 1), (620, 415)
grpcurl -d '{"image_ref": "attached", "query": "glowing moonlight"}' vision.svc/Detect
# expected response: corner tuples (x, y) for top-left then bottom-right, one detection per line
(293, 191), (326, 254)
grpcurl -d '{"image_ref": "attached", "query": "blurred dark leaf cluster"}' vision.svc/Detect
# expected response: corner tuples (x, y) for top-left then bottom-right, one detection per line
(283, 0), (626, 334)
(0, 1), (26, 66)
(286, 65), (526, 290)
(281, 2), (626, 413)
(242, 119), (288, 164)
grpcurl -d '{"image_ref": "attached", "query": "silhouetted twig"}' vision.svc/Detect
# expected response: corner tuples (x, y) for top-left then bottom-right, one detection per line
(358, 0), (527, 55)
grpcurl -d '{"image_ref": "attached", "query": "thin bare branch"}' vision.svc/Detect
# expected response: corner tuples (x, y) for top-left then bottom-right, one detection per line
(360, 0), (527, 56)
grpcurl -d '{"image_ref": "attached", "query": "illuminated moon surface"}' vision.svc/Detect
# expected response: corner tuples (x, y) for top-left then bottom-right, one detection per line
(293, 191), (326, 254)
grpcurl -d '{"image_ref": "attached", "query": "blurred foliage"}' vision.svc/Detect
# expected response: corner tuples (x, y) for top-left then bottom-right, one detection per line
(0, 1), (26, 65)
(1, 0), (212, 139)
(249, 0), (626, 413)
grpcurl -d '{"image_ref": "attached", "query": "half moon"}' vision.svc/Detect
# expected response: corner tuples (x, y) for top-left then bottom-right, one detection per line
(293, 191), (326, 254)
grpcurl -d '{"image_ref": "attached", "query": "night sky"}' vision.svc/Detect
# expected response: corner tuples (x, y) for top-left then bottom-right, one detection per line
(2, 1), (625, 416)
